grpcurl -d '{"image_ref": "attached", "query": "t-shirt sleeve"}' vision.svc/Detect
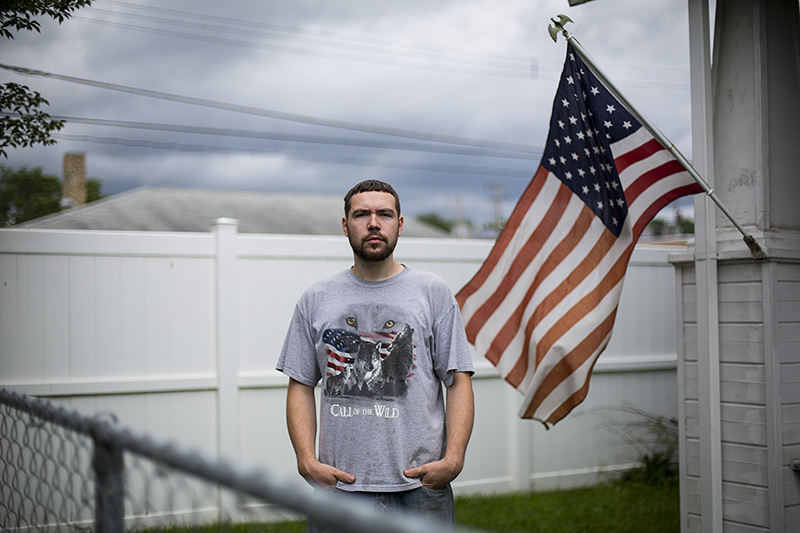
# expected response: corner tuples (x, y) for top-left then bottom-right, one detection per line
(276, 303), (321, 386)
(431, 295), (474, 387)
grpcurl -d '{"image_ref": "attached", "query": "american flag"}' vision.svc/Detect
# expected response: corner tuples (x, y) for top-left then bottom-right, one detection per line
(456, 43), (703, 426)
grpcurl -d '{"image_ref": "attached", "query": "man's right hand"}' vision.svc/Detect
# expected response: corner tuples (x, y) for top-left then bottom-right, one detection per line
(299, 458), (356, 489)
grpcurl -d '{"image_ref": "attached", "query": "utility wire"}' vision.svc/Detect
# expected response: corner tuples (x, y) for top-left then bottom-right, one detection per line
(85, 6), (532, 72)
(89, 0), (688, 88)
(38, 114), (542, 160)
(0, 62), (541, 154)
(101, 0), (689, 82)
(72, 15), (541, 80)
(53, 133), (536, 177)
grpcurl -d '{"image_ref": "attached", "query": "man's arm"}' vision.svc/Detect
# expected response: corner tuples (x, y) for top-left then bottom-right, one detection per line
(286, 378), (355, 488)
(403, 371), (474, 489)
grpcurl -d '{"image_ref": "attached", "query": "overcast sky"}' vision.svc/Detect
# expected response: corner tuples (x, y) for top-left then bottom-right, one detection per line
(2, 0), (695, 227)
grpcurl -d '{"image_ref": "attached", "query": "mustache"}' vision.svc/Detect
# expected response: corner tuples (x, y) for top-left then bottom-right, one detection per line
(363, 232), (386, 243)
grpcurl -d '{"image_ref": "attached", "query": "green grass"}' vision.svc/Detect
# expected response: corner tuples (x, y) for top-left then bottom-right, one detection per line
(146, 479), (678, 532)
(454, 479), (679, 532)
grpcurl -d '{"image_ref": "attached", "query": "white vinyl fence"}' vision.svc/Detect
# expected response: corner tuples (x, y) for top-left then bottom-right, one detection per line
(0, 220), (682, 512)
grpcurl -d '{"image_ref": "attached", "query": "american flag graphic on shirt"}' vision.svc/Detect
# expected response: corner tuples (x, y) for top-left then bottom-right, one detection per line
(323, 321), (416, 399)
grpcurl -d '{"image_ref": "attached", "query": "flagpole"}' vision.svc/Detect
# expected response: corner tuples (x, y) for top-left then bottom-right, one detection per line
(548, 15), (765, 259)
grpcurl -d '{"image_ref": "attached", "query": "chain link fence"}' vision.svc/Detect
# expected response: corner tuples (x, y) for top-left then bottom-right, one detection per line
(1, 388), (464, 532)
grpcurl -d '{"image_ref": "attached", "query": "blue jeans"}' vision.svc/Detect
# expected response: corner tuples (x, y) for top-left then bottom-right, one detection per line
(307, 484), (454, 533)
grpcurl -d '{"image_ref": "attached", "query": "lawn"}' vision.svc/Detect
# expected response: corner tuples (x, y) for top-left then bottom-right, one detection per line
(454, 479), (679, 532)
(197, 478), (679, 532)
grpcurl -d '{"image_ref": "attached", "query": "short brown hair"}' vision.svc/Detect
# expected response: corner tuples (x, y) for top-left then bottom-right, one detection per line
(343, 180), (401, 217)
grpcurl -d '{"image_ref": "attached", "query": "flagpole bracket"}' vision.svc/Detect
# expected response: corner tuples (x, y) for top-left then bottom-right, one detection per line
(548, 14), (574, 43)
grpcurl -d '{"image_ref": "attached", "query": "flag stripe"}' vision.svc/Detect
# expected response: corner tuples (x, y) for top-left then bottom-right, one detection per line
(521, 182), (701, 420)
(482, 205), (595, 365)
(456, 166), (549, 307)
(507, 237), (631, 387)
(464, 183), (575, 342)
(614, 137), (664, 174)
(523, 307), (618, 419)
(462, 174), (565, 340)
(625, 159), (687, 206)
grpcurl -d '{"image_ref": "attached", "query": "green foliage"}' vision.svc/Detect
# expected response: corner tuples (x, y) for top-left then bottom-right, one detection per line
(598, 405), (679, 487)
(1, 1), (93, 156)
(87, 176), (103, 202)
(0, 165), (61, 225)
(417, 212), (455, 234)
(0, 82), (65, 158)
(648, 217), (668, 236)
(1, 0), (93, 38)
(677, 217), (694, 234)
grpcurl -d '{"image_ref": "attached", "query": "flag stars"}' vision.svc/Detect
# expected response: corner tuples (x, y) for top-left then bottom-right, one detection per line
(569, 115), (578, 125)
(571, 152), (579, 161)
(558, 120), (565, 129)
(603, 120), (613, 129)
(582, 185), (589, 195)
(616, 198), (625, 207)
(564, 171), (573, 180)
(590, 86), (600, 95)
(593, 182), (601, 192)
(549, 157), (556, 166)
(606, 104), (616, 114)
(554, 139), (561, 148)
(576, 131), (585, 140)
(559, 156), (567, 164)
(563, 136), (572, 145)
(567, 75), (574, 85)
(622, 121), (632, 129)
(562, 98), (570, 107)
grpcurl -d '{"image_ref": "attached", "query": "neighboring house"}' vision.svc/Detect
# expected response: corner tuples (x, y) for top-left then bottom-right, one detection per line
(18, 185), (447, 237)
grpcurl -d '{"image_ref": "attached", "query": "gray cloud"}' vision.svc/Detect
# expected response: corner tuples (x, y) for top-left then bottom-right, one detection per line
(2, 0), (693, 225)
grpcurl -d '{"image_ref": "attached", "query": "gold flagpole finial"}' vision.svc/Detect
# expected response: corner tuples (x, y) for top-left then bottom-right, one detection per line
(548, 14), (573, 42)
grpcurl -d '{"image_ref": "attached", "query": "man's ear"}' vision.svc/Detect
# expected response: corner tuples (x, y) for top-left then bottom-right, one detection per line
(342, 216), (348, 236)
(398, 215), (404, 236)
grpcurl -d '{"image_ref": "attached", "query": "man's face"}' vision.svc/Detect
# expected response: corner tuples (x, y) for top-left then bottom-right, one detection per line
(343, 191), (403, 262)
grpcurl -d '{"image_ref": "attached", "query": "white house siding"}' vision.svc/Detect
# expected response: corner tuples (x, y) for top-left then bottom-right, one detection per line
(0, 225), (684, 522)
(780, 262), (800, 529)
(676, 258), (800, 533)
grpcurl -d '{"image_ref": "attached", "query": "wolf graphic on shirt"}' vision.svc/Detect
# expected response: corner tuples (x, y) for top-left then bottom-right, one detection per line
(322, 314), (416, 399)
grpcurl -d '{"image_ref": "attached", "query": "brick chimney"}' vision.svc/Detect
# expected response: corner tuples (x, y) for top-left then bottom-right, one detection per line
(61, 152), (87, 209)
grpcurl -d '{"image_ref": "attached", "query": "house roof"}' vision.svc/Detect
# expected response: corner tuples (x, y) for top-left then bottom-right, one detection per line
(18, 186), (447, 237)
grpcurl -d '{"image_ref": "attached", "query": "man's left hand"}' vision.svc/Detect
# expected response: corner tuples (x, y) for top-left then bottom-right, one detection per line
(403, 457), (463, 490)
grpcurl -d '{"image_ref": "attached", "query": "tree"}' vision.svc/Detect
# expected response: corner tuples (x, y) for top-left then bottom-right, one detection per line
(87, 177), (103, 202)
(417, 212), (455, 234)
(1, 1), (93, 157)
(0, 165), (61, 225)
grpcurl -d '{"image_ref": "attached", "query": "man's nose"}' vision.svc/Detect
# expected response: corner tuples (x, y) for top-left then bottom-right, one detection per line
(367, 214), (381, 228)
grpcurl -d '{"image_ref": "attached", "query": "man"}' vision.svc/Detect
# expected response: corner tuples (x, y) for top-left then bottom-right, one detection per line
(276, 180), (474, 530)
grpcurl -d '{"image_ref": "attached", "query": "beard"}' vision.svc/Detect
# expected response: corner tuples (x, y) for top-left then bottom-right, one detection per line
(348, 231), (398, 262)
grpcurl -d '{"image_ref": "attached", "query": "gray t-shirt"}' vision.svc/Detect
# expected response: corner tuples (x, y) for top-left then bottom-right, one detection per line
(276, 267), (474, 492)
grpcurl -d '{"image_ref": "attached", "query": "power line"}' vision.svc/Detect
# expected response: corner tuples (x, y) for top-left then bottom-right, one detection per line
(0, 62), (541, 154)
(53, 133), (536, 177)
(86, 0), (688, 89)
(42, 114), (542, 160)
(72, 15), (542, 81)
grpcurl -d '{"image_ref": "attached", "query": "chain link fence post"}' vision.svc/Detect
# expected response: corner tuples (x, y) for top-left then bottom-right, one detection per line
(93, 431), (124, 532)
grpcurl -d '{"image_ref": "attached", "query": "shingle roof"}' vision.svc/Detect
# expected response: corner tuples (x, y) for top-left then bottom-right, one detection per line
(18, 186), (446, 237)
